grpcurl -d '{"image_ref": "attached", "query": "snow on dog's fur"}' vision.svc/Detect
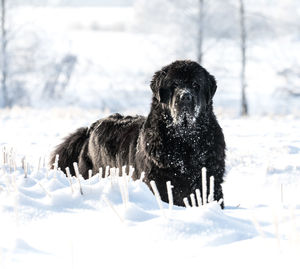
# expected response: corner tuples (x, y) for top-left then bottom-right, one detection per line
(50, 60), (226, 208)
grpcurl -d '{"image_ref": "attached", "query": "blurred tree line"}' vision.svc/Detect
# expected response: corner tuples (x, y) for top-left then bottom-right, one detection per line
(0, 0), (77, 108)
(1, 0), (299, 114)
(134, 0), (300, 115)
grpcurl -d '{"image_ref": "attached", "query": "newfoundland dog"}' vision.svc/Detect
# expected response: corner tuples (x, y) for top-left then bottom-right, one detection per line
(50, 60), (226, 208)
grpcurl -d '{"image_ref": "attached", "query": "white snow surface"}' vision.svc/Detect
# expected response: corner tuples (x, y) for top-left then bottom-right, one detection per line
(1, 107), (300, 269)
(1, 3), (300, 267)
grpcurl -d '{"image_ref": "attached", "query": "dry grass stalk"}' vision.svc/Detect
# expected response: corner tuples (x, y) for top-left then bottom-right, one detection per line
(65, 167), (74, 194)
(73, 162), (83, 195)
(105, 165), (110, 178)
(166, 181), (173, 211)
(190, 193), (196, 207)
(201, 167), (207, 205)
(183, 197), (191, 208)
(150, 180), (165, 217)
(195, 189), (202, 207)
(98, 167), (103, 180)
(53, 154), (59, 178)
(208, 176), (215, 203)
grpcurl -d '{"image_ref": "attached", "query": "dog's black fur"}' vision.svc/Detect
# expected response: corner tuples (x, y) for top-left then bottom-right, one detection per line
(50, 60), (226, 208)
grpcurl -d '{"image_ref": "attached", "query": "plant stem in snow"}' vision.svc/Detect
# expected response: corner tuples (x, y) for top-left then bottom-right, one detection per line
(105, 165), (109, 178)
(195, 189), (202, 207)
(65, 166), (71, 178)
(98, 167), (103, 180)
(9, 156), (12, 173)
(183, 197), (191, 208)
(65, 167), (74, 194)
(129, 165), (134, 179)
(201, 167), (207, 205)
(2, 147), (6, 164)
(73, 162), (83, 195)
(77, 177), (83, 195)
(122, 165), (126, 176)
(73, 162), (80, 178)
(208, 176), (214, 203)
(139, 171), (145, 181)
(53, 154), (59, 178)
(21, 156), (25, 170)
(22, 157), (28, 178)
(166, 181), (173, 211)
(150, 180), (165, 217)
(190, 193), (196, 207)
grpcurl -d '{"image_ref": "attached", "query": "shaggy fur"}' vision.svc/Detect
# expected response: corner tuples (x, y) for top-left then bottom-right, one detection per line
(50, 60), (226, 208)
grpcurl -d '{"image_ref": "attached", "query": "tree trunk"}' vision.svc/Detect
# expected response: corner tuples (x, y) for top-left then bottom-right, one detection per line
(198, 0), (204, 65)
(240, 0), (248, 116)
(1, 0), (8, 107)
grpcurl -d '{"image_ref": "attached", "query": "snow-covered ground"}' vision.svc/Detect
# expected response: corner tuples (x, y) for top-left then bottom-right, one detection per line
(1, 107), (300, 269)
(1, 3), (300, 268)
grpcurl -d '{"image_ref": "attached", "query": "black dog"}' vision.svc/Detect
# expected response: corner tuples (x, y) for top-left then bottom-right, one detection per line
(50, 60), (226, 208)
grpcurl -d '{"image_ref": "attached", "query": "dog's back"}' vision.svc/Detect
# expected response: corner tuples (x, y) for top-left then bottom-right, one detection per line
(88, 113), (145, 177)
(50, 113), (145, 178)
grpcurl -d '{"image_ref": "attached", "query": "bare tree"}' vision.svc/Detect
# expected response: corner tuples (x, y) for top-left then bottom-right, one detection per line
(1, 0), (8, 107)
(43, 54), (77, 100)
(239, 0), (248, 116)
(197, 0), (204, 64)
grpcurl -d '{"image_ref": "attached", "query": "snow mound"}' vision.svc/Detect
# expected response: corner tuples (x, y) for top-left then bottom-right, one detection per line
(1, 111), (300, 268)
(0, 160), (257, 247)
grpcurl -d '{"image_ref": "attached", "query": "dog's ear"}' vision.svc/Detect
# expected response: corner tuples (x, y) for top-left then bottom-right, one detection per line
(207, 74), (217, 103)
(150, 70), (167, 102)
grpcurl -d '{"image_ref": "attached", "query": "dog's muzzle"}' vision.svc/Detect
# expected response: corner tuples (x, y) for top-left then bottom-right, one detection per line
(179, 91), (192, 104)
(176, 90), (194, 115)
(169, 89), (199, 126)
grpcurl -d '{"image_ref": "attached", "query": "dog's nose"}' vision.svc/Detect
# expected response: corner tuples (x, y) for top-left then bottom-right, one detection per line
(180, 92), (192, 103)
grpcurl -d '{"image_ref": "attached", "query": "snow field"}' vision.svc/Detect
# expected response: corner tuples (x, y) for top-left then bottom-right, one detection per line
(1, 2), (300, 268)
(0, 157), (255, 267)
(0, 108), (300, 268)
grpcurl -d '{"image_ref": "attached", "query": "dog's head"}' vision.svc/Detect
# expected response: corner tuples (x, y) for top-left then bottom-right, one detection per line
(150, 60), (217, 126)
